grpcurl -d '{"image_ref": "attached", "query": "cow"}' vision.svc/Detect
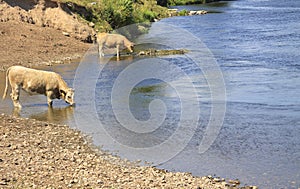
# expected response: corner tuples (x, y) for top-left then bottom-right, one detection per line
(2, 66), (75, 108)
(97, 32), (134, 61)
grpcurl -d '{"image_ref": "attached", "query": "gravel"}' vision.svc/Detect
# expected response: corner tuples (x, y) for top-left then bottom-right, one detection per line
(0, 114), (257, 188)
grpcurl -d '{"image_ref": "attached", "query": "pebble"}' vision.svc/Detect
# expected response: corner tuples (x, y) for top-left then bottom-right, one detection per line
(89, 22), (95, 27)
(229, 179), (241, 185)
(62, 32), (70, 37)
(0, 181), (8, 185)
(97, 179), (103, 184)
(70, 179), (78, 184)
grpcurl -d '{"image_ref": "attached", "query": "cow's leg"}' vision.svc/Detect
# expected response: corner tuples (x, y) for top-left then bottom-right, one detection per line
(98, 44), (104, 57)
(10, 84), (21, 108)
(116, 44), (120, 61)
(46, 91), (53, 107)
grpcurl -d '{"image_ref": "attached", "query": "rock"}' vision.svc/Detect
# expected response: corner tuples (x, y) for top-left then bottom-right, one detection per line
(62, 32), (70, 37)
(0, 181), (8, 185)
(69, 179), (78, 184)
(97, 179), (104, 185)
(229, 179), (240, 185)
(189, 11), (197, 16)
(137, 49), (187, 56)
(89, 22), (95, 27)
(188, 10), (208, 16)
(205, 178), (211, 184)
(221, 181), (229, 187)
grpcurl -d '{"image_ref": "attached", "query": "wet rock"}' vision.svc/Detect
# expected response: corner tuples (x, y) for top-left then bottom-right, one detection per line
(188, 10), (208, 16)
(137, 49), (188, 56)
(229, 179), (241, 185)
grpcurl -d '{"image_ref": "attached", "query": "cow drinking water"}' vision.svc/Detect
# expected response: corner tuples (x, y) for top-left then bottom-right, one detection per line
(2, 66), (75, 108)
(97, 33), (134, 61)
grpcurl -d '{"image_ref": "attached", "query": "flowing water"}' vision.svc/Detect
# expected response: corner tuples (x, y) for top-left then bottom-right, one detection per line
(1, 0), (300, 188)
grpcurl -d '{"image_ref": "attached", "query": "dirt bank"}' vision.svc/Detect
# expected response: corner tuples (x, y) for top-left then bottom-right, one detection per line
(0, 0), (94, 71)
(0, 20), (91, 71)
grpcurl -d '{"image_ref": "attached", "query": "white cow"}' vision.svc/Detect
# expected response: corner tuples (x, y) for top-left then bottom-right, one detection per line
(2, 66), (74, 108)
(97, 33), (134, 60)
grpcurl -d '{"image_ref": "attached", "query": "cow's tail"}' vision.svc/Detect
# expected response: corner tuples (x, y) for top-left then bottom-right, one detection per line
(2, 67), (10, 100)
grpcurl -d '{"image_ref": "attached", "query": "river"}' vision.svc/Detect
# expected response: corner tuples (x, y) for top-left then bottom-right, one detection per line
(1, 0), (300, 188)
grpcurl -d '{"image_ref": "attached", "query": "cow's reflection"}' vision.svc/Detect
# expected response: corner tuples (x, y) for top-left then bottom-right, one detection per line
(28, 106), (74, 124)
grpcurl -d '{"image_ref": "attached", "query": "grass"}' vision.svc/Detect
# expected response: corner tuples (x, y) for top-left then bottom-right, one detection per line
(58, 0), (169, 32)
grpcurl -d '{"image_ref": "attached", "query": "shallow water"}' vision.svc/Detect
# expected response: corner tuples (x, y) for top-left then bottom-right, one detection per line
(1, 0), (300, 188)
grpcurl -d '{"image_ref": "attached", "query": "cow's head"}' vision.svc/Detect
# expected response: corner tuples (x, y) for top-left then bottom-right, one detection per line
(127, 42), (134, 53)
(60, 88), (75, 106)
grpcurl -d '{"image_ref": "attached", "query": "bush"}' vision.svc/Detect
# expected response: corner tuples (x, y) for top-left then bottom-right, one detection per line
(60, 0), (169, 32)
(98, 0), (134, 29)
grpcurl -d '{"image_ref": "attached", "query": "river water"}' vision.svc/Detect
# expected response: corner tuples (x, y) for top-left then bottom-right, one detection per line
(1, 0), (300, 188)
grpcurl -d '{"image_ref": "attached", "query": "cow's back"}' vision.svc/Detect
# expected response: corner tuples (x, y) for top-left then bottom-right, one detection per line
(8, 66), (61, 95)
(102, 34), (126, 47)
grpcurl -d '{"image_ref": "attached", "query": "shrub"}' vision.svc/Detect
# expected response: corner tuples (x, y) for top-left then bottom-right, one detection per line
(59, 0), (169, 32)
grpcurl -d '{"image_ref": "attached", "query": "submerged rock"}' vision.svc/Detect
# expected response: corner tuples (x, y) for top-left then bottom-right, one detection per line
(137, 49), (188, 56)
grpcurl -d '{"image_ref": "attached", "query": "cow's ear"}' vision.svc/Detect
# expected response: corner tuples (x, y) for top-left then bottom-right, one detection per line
(60, 90), (66, 98)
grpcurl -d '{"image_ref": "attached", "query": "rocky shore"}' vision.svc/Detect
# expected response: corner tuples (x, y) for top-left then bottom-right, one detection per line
(0, 114), (258, 188)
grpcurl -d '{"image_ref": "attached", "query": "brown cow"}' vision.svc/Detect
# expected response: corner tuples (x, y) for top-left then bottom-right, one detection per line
(97, 33), (134, 60)
(2, 66), (75, 108)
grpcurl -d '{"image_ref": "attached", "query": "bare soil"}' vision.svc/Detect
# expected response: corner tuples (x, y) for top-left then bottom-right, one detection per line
(0, 0), (93, 71)
(0, 20), (91, 71)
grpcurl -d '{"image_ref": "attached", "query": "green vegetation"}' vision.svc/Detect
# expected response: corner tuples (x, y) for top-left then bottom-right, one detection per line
(178, 9), (189, 16)
(58, 0), (221, 32)
(59, 0), (169, 32)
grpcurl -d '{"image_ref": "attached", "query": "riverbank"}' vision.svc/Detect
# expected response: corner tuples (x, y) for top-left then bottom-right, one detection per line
(0, 113), (256, 188)
(0, 1), (259, 188)
(0, 20), (91, 72)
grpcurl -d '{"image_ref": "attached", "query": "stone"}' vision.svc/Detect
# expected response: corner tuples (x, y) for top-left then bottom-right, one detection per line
(89, 22), (95, 27)
(62, 32), (70, 37)
(229, 179), (240, 185)
(213, 178), (221, 182)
